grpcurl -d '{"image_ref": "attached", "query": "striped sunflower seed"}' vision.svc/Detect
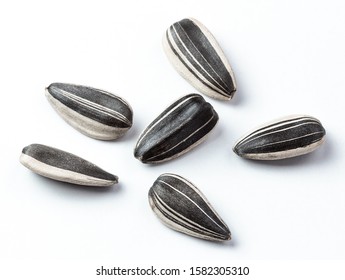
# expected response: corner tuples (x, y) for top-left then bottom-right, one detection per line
(233, 115), (326, 160)
(163, 18), (236, 100)
(46, 83), (133, 140)
(20, 144), (118, 186)
(149, 173), (231, 242)
(134, 94), (218, 163)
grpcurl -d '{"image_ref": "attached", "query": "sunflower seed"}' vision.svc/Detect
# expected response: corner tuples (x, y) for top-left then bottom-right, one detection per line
(46, 83), (133, 140)
(163, 18), (236, 100)
(149, 173), (231, 241)
(134, 94), (218, 163)
(20, 144), (118, 186)
(233, 115), (326, 160)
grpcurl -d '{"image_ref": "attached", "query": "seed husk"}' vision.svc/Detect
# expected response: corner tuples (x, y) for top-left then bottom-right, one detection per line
(20, 144), (118, 186)
(46, 83), (133, 140)
(163, 18), (236, 100)
(134, 93), (218, 163)
(149, 173), (231, 241)
(233, 115), (326, 160)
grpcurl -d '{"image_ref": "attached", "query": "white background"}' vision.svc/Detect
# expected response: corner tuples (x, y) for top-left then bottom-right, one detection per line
(1, 0), (345, 277)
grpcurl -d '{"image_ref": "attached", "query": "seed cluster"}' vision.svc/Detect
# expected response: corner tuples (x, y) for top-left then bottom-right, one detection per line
(20, 18), (326, 242)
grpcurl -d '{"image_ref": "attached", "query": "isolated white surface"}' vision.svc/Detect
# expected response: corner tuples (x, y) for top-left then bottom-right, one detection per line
(1, 0), (345, 262)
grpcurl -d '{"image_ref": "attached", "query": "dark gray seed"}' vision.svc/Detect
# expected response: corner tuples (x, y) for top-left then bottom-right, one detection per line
(20, 144), (118, 186)
(163, 18), (236, 100)
(46, 83), (133, 140)
(149, 173), (231, 242)
(134, 94), (218, 163)
(233, 115), (326, 160)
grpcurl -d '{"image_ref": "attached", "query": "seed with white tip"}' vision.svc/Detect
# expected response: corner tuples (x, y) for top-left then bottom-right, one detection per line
(20, 144), (118, 186)
(149, 173), (231, 242)
(134, 93), (218, 163)
(163, 18), (236, 100)
(233, 115), (326, 160)
(46, 83), (133, 140)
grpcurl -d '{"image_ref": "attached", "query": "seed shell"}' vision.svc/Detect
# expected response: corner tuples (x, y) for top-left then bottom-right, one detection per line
(134, 93), (218, 163)
(163, 18), (236, 100)
(20, 144), (118, 186)
(46, 83), (133, 140)
(233, 115), (326, 160)
(149, 173), (231, 241)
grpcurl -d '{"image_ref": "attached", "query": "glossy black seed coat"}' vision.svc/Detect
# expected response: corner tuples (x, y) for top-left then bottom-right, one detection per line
(134, 94), (218, 163)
